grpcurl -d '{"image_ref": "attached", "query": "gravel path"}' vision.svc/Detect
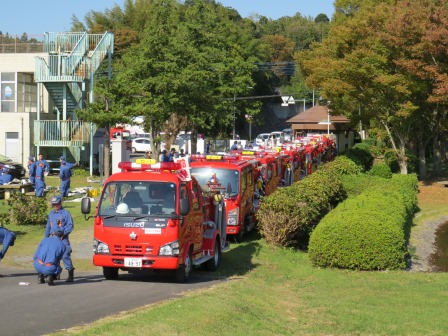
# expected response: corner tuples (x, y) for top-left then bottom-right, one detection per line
(408, 215), (448, 272)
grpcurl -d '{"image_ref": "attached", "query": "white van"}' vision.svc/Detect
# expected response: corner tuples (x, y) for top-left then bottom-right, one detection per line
(255, 133), (270, 146)
(282, 128), (292, 141)
(269, 131), (285, 145)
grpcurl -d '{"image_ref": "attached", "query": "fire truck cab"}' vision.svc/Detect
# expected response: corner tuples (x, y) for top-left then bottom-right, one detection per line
(81, 159), (226, 282)
(190, 154), (258, 243)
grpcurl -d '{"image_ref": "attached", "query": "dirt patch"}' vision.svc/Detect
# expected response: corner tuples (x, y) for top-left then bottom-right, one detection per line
(409, 181), (448, 272)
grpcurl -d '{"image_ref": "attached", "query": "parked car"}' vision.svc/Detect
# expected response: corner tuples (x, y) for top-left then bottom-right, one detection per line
(0, 154), (26, 179)
(282, 128), (292, 141)
(131, 137), (151, 153)
(255, 133), (270, 146)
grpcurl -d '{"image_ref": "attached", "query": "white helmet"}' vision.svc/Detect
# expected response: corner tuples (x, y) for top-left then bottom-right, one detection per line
(116, 203), (130, 214)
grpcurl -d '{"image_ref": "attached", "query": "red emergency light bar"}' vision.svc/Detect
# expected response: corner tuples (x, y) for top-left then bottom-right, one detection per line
(118, 161), (182, 171)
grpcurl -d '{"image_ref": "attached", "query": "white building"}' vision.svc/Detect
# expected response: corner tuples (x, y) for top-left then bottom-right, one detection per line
(0, 32), (114, 172)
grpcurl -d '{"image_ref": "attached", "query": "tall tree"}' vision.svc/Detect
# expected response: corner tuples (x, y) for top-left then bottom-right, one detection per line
(300, 0), (448, 175)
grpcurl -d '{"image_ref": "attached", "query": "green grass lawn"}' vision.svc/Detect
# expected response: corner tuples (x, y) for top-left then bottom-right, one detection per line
(2, 172), (448, 335)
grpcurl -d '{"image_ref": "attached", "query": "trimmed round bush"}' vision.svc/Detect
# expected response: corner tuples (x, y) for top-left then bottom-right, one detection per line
(308, 187), (411, 270)
(258, 168), (346, 248)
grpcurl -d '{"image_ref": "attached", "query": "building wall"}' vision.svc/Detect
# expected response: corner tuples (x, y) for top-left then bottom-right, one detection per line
(0, 53), (52, 167)
(0, 53), (43, 72)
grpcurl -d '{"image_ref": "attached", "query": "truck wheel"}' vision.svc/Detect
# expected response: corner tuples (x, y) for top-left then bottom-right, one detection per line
(205, 239), (221, 271)
(175, 251), (192, 283)
(103, 267), (119, 280)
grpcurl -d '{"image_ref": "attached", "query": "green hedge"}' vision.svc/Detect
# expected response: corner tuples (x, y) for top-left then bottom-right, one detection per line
(340, 174), (386, 198)
(308, 174), (418, 270)
(258, 168), (346, 248)
(368, 163), (393, 179)
(318, 155), (362, 176)
(339, 145), (374, 172)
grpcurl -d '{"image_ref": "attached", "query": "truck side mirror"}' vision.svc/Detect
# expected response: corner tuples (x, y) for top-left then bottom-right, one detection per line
(81, 197), (92, 220)
(179, 198), (190, 216)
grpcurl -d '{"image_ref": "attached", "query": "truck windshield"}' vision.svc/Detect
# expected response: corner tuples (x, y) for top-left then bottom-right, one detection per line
(98, 181), (177, 216)
(191, 167), (239, 196)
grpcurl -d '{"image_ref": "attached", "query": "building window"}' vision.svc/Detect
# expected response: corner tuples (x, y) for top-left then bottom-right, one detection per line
(17, 73), (37, 112)
(1, 72), (16, 112)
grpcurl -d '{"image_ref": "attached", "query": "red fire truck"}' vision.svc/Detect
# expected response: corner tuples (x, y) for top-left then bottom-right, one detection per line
(190, 154), (258, 243)
(81, 158), (226, 282)
(110, 126), (132, 151)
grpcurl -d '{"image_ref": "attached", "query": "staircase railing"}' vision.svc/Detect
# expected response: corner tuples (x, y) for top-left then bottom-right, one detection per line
(34, 120), (91, 147)
(88, 32), (114, 75)
(35, 55), (86, 82)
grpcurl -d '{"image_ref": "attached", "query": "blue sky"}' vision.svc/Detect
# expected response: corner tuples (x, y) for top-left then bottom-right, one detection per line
(1, 0), (335, 37)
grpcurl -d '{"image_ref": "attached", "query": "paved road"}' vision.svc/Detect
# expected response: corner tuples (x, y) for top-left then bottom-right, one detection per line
(0, 267), (225, 336)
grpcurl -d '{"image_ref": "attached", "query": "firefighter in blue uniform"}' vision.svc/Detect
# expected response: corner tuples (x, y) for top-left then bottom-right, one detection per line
(27, 156), (36, 185)
(34, 227), (66, 285)
(44, 195), (75, 282)
(59, 160), (72, 197)
(34, 161), (46, 196)
(0, 226), (16, 269)
(0, 168), (12, 185)
(37, 153), (50, 175)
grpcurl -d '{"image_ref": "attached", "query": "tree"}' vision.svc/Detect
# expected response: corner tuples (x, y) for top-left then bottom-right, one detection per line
(300, 0), (448, 175)
(314, 13), (330, 23)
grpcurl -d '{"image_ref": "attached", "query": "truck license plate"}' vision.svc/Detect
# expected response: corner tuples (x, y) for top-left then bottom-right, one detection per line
(124, 258), (142, 267)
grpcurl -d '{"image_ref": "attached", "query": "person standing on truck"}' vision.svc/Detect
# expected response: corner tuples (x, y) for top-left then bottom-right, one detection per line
(169, 148), (178, 161)
(45, 195), (75, 282)
(231, 141), (238, 150)
(161, 149), (170, 162)
(205, 141), (211, 154)
(0, 226), (16, 276)
(28, 156), (36, 185)
(59, 160), (72, 197)
(34, 227), (66, 286)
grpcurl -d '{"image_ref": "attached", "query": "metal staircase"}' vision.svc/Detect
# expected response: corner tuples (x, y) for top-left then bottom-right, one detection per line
(34, 32), (114, 161)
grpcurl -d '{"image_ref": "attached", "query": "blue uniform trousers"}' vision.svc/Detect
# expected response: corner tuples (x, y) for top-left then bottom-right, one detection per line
(61, 239), (73, 270)
(35, 177), (45, 196)
(60, 179), (70, 197)
(33, 260), (63, 277)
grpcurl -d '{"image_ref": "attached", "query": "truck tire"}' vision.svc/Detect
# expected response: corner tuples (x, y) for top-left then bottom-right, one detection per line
(175, 250), (192, 283)
(205, 239), (221, 271)
(103, 267), (119, 280)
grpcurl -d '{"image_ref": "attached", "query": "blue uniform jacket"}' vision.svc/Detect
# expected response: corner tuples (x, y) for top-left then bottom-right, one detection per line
(28, 161), (37, 178)
(59, 165), (72, 179)
(37, 159), (49, 174)
(0, 173), (12, 185)
(33, 236), (66, 267)
(0, 227), (15, 259)
(45, 208), (74, 239)
(35, 164), (45, 180)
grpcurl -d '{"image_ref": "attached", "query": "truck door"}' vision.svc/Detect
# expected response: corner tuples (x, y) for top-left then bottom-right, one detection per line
(180, 182), (203, 255)
(190, 182), (203, 253)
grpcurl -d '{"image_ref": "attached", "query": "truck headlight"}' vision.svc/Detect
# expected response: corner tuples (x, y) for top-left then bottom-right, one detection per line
(227, 208), (239, 226)
(93, 238), (110, 254)
(159, 240), (180, 256)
